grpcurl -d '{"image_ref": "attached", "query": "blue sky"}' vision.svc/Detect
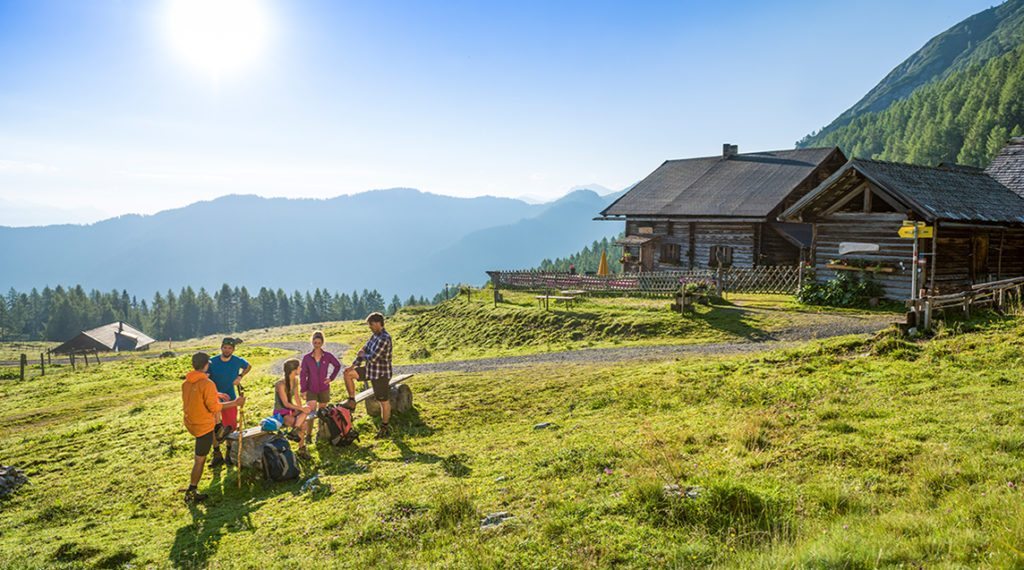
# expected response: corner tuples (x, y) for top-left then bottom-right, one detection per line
(0, 0), (999, 225)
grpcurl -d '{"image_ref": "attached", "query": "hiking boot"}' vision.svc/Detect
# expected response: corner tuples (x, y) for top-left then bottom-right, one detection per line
(375, 423), (391, 439)
(215, 424), (235, 441)
(210, 451), (225, 468)
(285, 429), (302, 443)
(341, 398), (357, 411)
(184, 489), (208, 504)
(297, 447), (312, 461)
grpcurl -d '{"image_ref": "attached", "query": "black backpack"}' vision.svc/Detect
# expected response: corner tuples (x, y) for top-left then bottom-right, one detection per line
(317, 404), (360, 447)
(261, 437), (299, 481)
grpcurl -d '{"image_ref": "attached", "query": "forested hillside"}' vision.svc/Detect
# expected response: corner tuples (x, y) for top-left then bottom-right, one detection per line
(800, 43), (1024, 167)
(799, 0), (1024, 167)
(0, 284), (443, 342)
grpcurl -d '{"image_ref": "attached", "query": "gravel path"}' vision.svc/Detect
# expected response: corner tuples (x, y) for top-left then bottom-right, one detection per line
(390, 311), (896, 375)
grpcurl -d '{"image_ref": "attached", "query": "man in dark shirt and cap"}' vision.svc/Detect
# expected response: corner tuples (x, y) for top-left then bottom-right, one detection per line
(206, 337), (251, 467)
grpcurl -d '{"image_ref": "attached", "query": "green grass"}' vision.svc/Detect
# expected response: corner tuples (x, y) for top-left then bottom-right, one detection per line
(315, 292), (889, 364)
(2, 309), (1024, 567)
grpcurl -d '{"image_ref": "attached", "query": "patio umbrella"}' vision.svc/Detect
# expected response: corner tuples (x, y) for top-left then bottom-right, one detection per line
(597, 249), (609, 276)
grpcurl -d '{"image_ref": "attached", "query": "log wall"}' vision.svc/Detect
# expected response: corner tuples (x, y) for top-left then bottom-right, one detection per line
(812, 213), (914, 300)
(931, 226), (1024, 293)
(759, 225), (803, 265)
(693, 222), (757, 268)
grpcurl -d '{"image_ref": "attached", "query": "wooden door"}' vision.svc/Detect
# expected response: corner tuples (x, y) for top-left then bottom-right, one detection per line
(640, 242), (655, 271)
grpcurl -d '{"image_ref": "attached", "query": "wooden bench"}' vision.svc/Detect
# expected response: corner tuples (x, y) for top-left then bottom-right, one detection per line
(560, 289), (586, 296)
(226, 374), (414, 467)
(535, 295), (578, 310)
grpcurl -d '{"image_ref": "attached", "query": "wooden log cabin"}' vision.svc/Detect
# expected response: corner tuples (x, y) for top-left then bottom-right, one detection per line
(780, 155), (1024, 300)
(596, 144), (846, 271)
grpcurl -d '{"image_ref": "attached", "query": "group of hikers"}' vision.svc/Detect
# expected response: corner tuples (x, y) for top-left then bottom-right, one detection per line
(180, 312), (394, 504)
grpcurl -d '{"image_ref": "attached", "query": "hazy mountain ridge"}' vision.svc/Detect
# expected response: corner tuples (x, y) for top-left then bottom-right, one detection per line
(0, 187), (623, 298)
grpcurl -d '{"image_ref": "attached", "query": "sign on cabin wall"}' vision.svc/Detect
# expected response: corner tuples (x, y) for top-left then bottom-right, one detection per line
(838, 242), (880, 255)
(638, 226), (654, 235)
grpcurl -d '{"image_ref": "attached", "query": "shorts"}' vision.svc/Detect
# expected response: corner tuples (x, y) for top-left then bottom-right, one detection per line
(219, 403), (238, 429)
(306, 389), (330, 404)
(194, 430), (214, 456)
(371, 376), (392, 402)
(273, 409), (295, 417)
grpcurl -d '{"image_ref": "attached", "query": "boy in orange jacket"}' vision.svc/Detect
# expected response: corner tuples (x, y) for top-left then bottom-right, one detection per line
(182, 352), (245, 504)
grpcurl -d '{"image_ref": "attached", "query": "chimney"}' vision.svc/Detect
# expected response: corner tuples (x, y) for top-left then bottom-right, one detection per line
(722, 143), (738, 159)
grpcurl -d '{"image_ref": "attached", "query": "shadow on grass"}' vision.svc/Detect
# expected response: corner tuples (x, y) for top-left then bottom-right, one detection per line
(694, 301), (770, 341)
(168, 467), (264, 569)
(171, 456), (335, 567)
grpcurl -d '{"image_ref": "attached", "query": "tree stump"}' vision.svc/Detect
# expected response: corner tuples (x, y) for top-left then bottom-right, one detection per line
(225, 427), (277, 469)
(365, 384), (413, 417)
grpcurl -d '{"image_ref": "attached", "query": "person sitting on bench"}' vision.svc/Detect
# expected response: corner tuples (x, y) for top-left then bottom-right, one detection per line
(275, 358), (314, 460)
(350, 312), (393, 438)
(182, 352), (245, 504)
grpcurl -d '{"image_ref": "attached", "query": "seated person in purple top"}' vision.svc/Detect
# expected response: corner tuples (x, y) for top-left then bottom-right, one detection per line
(299, 330), (355, 441)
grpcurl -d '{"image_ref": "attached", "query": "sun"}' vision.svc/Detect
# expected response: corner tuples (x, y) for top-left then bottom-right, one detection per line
(161, 0), (272, 81)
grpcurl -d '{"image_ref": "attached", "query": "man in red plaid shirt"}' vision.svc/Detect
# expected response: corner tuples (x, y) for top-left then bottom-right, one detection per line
(351, 312), (393, 438)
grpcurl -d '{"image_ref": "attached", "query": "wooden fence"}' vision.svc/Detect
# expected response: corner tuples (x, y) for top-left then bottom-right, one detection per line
(487, 266), (802, 297)
(914, 275), (1024, 329)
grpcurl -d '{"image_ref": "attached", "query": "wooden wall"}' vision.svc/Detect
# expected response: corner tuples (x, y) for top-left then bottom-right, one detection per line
(692, 222), (757, 268)
(651, 221), (688, 268)
(759, 225), (802, 265)
(931, 225), (1024, 293)
(624, 219), (802, 270)
(812, 213), (914, 300)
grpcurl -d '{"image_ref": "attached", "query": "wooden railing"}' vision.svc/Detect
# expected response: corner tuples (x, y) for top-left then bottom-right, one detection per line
(487, 266), (801, 297)
(914, 275), (1024, 329)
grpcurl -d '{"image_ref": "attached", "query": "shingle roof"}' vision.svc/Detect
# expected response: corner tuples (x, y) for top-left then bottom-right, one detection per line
(986, 137), (1024, 198)
(601, 147), (839, 218)
(53, 321), (156, 353)
(781, 158), (1024, 224)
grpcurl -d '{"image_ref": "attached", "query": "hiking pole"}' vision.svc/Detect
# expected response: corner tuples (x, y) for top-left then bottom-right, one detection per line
(237, 383), (245, 489)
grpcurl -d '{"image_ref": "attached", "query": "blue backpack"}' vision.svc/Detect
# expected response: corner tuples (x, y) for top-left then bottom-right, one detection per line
(261, 437), (299, 482)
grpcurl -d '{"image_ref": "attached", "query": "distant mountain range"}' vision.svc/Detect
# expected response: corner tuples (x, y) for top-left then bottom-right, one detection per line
(0, 188), (624, 298)
(799, 0), (1024, 167)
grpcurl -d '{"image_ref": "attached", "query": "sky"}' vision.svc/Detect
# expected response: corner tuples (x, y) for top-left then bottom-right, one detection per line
(0, 0), (1001, 225)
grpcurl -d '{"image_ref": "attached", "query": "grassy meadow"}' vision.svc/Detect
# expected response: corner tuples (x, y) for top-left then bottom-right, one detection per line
(0, 297), (1021, 568)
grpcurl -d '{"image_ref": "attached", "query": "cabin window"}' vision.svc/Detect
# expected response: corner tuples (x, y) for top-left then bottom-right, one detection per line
(709, 245), (734, 268)
(660, 243), (681, 265)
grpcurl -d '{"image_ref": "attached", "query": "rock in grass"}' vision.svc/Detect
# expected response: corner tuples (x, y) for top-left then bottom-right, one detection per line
(662, 484), (701, 499)
(533, 422), (555, 430)
(480, 511), (514, 529)
(0, 465), (28, 498)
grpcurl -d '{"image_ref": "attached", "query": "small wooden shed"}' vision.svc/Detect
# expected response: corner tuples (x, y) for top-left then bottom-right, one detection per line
(53, 321), (156, 354)
(780, 158), (1024, 300)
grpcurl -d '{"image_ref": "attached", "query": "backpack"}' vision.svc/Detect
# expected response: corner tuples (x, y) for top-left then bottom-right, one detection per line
(260, 414), (284, 432)
(261, 437), (299, 481)
(317, 404), (360, 446)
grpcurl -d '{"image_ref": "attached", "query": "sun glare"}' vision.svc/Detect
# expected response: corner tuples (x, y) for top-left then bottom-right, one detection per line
(162, 0), (272, 81)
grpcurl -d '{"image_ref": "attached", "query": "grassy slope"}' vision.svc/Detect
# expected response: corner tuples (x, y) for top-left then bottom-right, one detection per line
(324, 292), (894, 364)
(1, 311), (1023, 567)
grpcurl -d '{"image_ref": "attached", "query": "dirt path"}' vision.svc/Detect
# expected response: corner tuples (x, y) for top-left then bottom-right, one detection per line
(392, 310), (896, 375)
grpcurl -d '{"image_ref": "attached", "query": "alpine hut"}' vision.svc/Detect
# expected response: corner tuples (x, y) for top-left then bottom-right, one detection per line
(596, 144), (846, 272)
(52, 321), (157, 354)
(779, 148), (1024, 301)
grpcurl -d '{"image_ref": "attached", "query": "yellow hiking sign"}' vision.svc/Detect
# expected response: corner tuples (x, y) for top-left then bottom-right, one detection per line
(898, 225), (933, 238)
